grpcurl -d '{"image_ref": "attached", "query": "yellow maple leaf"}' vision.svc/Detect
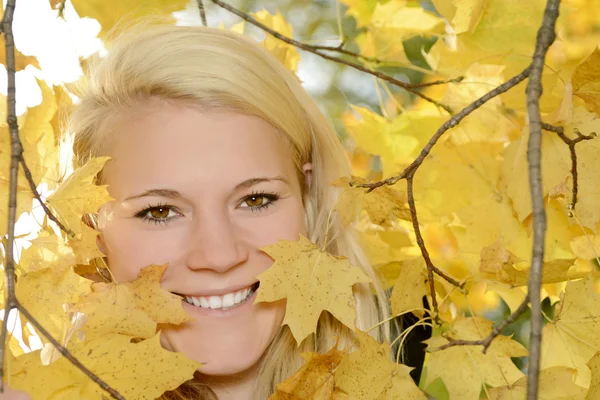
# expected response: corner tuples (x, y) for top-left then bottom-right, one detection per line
(423, 317), (528, 399)
(255, 235), (370, 345)
(270, 341), (344, 399)
(479, 239), (583, 286)
(71, 0), (189, 38)
(573, 47), (600, 115)
(503, 130), (571, 222)
(333, 176), (410, 227)
(339, 0), (384, 27)
(334, 330), (426, 399)
(67, 222), (105, 265)
(10, 332), (201, 399)
(488, 367), (587, 399)
(16, 267), (92, 351)
(72, 281), (158, 342)
(252, 9), (300, 73)
(442, 63), (519, 144)
(370, 1), (443, 37)
(19, 231), (76, 278)
(46, 156), (112, 235)
(541, 276), (600, 387)
(343, 106), (446, 177)
(570, 234), (600, 261)
(588, 351), (600, 399)
(390, 258), (427, 317)
(124, 264), (192, 326)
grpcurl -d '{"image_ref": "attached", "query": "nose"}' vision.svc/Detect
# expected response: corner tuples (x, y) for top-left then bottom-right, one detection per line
(185, 211), (249, 273)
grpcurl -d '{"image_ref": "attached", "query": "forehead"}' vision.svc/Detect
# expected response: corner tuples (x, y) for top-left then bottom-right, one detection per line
(101, 104), (296, 193)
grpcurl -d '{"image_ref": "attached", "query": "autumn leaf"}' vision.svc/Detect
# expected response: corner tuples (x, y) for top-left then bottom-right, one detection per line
(255, 235), (371, 345)
(15, 267), (92, 351)
(390, 258), (427, 317)
(252, 9), (300, 72)
(270, 340), (344, 400)
(10, 333), (201, 400)
(46, 157), (113, 235)
(541, 276), (600, 387)
(18, 231), (77, 278)
(334, 330), (427, 400)
(588, 351), (600, 399)
(71, 0), (189, 38)
(479, 239), (582, 286)
(123, 264), (192, 326)
(573, 47), (600, 114)
(71, 281), (158, 342)
(488, 367), (587, 400)
(333, 176), (410, 227)
(423, 317), (528, 399)
(67, 222), (105, 265)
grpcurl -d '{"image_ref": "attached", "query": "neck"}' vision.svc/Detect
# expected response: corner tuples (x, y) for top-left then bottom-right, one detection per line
(197, 363), (260, 400)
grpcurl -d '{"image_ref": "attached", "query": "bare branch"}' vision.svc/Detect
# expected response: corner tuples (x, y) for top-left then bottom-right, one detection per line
(18, 155), (74, 237)
(1, 0), (24, 390)
(208, 0), (460, 113)
(17, 301), (125, 399)
(541, 122), (596, 208)
(196, 0), (207, 26)
(0, 2), (122, 398)
(430, 297), (529, 353)
(352, 66), (532, 192)
(525, 1), (561, 398)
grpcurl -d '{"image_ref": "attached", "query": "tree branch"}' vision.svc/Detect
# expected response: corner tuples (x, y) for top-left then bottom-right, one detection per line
(0, 2), (122, 398)
(18, 155), (74, 237)
(207, 0), (461, 113)
(525, 1), (561, 398)
(348, 67), (532, 312)
(430, 296), (530, 353)
(1, 0), (24, 389)
(196, 0), (207, 26)
(16, 301), (125, 399)
(541, 122), (596, 209)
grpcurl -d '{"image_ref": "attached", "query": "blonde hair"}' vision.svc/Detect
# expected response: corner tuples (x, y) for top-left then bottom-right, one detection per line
(66, 21), (390, 399)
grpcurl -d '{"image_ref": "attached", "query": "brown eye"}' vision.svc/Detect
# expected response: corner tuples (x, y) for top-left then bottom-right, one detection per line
(245, 196), (265, 207)
(149, 207), (170, 219)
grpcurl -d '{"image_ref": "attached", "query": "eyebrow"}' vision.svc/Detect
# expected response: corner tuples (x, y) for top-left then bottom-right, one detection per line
(123, 176), (290, 201)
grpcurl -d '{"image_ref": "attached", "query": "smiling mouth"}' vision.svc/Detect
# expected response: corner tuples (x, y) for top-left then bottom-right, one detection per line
(171, 281), (260, 310)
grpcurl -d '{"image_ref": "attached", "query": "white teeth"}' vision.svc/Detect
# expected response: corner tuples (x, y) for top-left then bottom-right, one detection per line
(222, 293), (235, 308)
(208, 296), (222, 309)
(200, 297), (210, 308)
(185, 284), (257, 310)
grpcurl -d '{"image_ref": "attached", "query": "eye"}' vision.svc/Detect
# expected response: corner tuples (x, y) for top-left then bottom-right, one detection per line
(134, 203), (180, 225)
(240, 191), (280, 212)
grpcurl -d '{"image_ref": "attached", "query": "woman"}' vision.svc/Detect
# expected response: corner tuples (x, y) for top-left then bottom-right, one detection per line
(11, 22), (392, 399)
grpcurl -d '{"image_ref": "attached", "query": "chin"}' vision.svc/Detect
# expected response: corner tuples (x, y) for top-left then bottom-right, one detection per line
(159, 300), (286, 377)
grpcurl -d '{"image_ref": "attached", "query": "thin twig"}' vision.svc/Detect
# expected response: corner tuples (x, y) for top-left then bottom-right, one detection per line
(430, 297), (530, 353)
(0, 2), (123, 398)
(351, 66), (532, 192)
(18, 155), (74, 237)
(348, 67), (532, 300)
(1, 0), (23, 390)
(208, 0), (459, 113)
(16, 301), (125, 399)
(525, 1), (561, 398)
(541, 122), (596, 209)
(406, 176), (462, 319)
(196, 0), (207, 26)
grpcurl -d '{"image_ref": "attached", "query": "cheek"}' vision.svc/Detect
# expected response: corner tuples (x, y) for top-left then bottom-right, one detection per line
(101, 224), (185, 281)
(247, 202), (306, 259)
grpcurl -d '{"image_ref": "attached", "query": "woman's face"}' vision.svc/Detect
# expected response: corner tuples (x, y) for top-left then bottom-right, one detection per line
(96, 101), (310, 376)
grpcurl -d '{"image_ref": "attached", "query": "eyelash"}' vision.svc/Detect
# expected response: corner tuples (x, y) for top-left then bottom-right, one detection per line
(133, 190), (281, 225)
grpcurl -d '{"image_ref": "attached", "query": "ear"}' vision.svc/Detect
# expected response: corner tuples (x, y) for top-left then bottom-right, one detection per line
(302, 162), (312, 190)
